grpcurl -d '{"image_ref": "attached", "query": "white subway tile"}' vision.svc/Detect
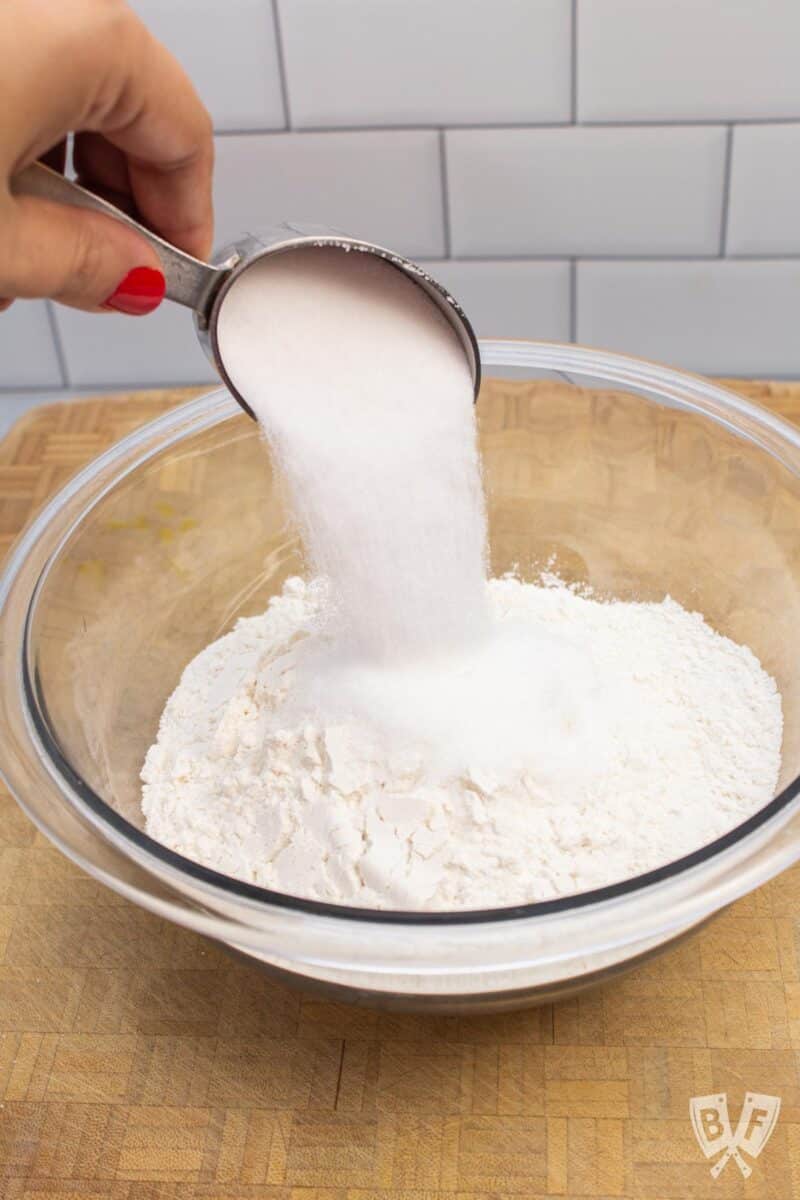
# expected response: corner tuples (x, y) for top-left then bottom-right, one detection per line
(577, 260), (800, 376)
(446, 127), (726, 256)
(578, 0), (800, 121)
(727, 124), (800, 255)
(213, 132), (445, 257)
(0, 303), (62, 388)
(128, 0), (285, 131)
(428, 260), (570, 341)
(278, 0), (570, 127)
(54, 304), (218, 388)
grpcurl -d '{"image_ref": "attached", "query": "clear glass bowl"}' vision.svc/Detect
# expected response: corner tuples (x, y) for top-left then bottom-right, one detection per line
(2, 341), (800, 1014)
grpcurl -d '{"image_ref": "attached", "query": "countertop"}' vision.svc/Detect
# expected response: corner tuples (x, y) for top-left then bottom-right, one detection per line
(1, 382), (800, 1198)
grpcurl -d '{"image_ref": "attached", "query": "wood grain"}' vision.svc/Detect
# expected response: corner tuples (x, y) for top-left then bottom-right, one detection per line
(1, 380), (800, 1197)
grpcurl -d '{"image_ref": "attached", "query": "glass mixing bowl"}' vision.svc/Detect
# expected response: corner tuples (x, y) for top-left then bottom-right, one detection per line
(2, 341), (800, 1014)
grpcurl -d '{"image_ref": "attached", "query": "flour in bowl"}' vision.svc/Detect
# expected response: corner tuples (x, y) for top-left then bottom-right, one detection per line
(141, 247), (782, 909)
(142, 574), (782, 909)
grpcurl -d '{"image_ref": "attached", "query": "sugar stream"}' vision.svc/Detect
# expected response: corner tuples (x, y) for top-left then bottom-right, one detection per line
(217, 248), (489, 664)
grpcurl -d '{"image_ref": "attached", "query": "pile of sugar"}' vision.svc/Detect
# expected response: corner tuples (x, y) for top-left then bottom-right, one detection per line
(141, 246), (783, 909)
(141, 574), (782, 909)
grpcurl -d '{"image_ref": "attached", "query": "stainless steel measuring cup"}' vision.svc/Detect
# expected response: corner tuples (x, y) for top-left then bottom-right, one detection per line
(12, 161), (481, 420)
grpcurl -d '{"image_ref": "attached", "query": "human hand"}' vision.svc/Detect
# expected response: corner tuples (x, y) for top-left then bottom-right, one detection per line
(0, 0), (214, 315)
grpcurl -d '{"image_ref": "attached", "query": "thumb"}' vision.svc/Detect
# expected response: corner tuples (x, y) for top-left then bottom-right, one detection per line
(0, 194), (165, 315)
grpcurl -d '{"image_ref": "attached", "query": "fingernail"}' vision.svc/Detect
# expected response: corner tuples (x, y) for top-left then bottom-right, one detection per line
(104, 266), (165, 316)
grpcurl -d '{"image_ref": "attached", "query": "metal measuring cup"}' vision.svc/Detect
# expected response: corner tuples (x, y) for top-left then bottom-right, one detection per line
(13, 162), (481, 420)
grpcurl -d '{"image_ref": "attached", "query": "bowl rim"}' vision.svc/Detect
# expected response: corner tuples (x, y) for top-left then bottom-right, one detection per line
(4, 338), (800, 928)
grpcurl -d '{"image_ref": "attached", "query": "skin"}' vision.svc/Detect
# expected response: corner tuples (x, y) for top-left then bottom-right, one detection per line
(0, 0), (214, 312)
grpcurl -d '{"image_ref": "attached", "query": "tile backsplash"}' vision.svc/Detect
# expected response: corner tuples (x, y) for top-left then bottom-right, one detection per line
(577, 0), (800, 122)
(213, 130), (446, 256)
(277, 0), (572, 127)
(445, 125), (728, 256)
(4, 0), (800, 400)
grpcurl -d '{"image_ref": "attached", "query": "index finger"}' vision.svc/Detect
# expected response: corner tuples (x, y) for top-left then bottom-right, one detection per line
(105, 25), (215, 260)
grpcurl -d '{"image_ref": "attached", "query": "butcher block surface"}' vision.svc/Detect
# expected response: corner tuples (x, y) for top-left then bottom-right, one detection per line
(1, 381), (800, 1198)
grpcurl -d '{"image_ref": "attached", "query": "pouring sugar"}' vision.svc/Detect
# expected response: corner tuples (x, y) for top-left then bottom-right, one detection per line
(141, 249), (782, 909)
(214, 247), (490, 662)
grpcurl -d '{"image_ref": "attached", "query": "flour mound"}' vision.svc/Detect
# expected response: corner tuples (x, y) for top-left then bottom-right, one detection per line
(141, 576), (782, 910)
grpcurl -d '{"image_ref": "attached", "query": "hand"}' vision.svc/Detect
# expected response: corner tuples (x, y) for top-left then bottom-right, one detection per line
(0, 0), (214, 315)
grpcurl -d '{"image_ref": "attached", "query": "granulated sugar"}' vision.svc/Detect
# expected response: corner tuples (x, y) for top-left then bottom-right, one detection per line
(142, 575), (782, 909)
(215, 248), (489, 662)
(142, 248), (783, 910)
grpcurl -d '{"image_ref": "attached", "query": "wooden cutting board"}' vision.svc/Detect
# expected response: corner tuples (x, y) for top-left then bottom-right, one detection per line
(1, 381), (800, 1199)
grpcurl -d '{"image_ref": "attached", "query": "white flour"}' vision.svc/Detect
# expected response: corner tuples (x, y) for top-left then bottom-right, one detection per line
(142, 575), (782, 909)
(141, 247), (783, 910)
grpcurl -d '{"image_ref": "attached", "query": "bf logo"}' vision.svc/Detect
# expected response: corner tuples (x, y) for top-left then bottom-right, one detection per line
(690, 1092), (780, 1178)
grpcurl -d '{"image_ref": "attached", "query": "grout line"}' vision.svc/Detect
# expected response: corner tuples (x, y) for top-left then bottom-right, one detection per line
(570, 0), (578, 123)
(416, 254), (574, 264)
(214, 122), (570, 137)
(213, 124), (286, 137)
(0, 378), (214, 396)
(44, 302), (69, 387)
(569, 260), (577, 342)
(429, 252), (719, 263)
(723, 252), (800, 261)
(582, 114), (800, 127)
(270, 0), (293, 131)
(719, 125), (734, 256)
(210, 116), (800, 136)
(438, 130), (452, 258)
(429, 252), (800, 263)
(444, 253), (590, 263)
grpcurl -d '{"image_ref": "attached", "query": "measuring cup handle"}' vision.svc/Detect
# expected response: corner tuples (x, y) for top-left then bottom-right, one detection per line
(11, 161), (231, 318)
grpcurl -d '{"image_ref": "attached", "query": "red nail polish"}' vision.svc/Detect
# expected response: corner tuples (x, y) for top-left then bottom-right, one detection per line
(104, 266), (165, 316)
